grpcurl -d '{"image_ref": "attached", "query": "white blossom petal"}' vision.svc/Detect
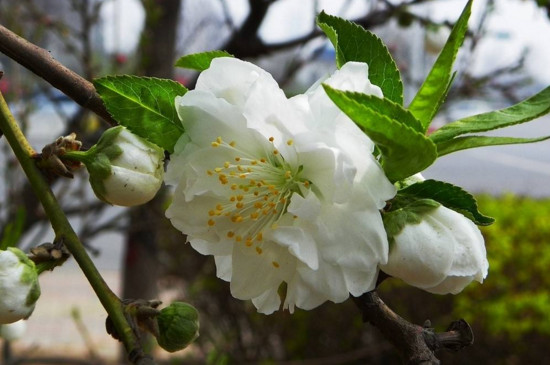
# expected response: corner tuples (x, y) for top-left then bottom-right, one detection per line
(165, 58), (396, 313)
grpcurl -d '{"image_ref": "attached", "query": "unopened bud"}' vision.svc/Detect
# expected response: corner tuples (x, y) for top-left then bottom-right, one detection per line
(156, 302), (199, 353)
(0, 248), (41, 324)
(65, 126), (164, 206)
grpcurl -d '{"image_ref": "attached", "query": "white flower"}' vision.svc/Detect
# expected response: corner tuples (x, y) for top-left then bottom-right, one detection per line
(381, 205), (489, 294)
(0, 248), (41, 324)
(165, 58), (396, 314)
(68, 126), (165, 206)
(0, 320), (27, 341)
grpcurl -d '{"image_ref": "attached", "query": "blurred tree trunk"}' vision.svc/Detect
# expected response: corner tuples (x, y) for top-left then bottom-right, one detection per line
(121, 0), (182, 356)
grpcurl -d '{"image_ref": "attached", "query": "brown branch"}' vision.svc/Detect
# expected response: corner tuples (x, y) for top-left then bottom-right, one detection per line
(0, 24), (116, 126)
(352, 291), (474, 364)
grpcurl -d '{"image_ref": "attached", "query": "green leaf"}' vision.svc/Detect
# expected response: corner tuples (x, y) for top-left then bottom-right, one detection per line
(382, 198), (440, 243)
(175, 50), (233, 71)
(94, 76), (187, 153)
(317, 11), (403, 105)
(323, 89), (424, 133)
(399, 179), (494, 225)
(430, 85), (550, 144)
(408, 0), (472, 130)
(437, 135), (550, 156)
(323, 85), (437, 182)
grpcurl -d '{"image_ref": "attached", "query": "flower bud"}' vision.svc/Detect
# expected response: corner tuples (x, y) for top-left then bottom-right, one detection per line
(0, 248), (41, 324)
(0, 320), (27, 341)
(381, 206), (488, 294)
(156, 302), (199, 352)
(66, 126), (164, 206)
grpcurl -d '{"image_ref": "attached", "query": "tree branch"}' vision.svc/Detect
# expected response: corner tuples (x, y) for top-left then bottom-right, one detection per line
(352, 291), (473, 364)
(0, 92), (153, 364)
(0, 24), (116, 126)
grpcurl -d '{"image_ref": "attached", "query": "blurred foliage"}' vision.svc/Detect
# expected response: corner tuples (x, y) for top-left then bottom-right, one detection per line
(455, 194), (550, 338)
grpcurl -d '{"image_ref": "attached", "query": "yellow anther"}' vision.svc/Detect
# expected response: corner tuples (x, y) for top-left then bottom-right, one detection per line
(239, 174), (246, 179)
(224, 161), (230, 168)
(216, 204), (223, 211)
(236, 202), (244, 209)
(237, 165), (244, 172)
(254, 202), (263, 209)
(304, 180), (310, 187)
(247, 168), (252, 172)
(231, 184), (238, 190)
(254, 191), (259, 196)
(227, 231), (235, 238)
(256, 232), (263, 241)
(231, 215), (243, 223)
(273, 149), (279, 155)
(260, 158), (266, 163)
(235, 235), (242, 242)
(251, 160), (257, 165)
(269, 136), (274, 142)
(211, 142), (220, 147)
(245, 238), (253, 247)
(208, 219), (215, 226)
(208, 210), (216, 216)
(287, 139), (293, 146)
(256, 247), (263, 254)
(235, 157), (241, 162)
(206, 170), (213, 176)
(250, 212), (259, 220)
(285, 170), (292, 179)
(230, 196), (236, 202)
(229, 141), (236, 147)
(272, 261), (280, 268)
(214, 167), (223, 173)
(216, 136), (222, 144)
(236, 195), (244, 201)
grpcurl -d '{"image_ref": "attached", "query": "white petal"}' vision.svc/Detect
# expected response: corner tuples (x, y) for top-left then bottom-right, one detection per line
(285, 261), (349, 311)
(268, 225), (319, 270)
(251, 288), (282, 315)
(425, 275), (478, 295)
(214, 255), (233, 281)
(230, 244), (296, 300)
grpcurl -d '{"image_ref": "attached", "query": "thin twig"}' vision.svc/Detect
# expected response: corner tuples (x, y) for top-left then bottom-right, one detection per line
(352, 291), (474, 364)
(0, 24), (117, 126)
(0, 92), (153, 364)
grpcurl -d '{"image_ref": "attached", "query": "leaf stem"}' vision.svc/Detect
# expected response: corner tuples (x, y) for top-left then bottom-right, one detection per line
(0, 92), (147, 362)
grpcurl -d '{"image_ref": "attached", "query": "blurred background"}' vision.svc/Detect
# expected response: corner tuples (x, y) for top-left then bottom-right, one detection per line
(1, 0), (550, 364)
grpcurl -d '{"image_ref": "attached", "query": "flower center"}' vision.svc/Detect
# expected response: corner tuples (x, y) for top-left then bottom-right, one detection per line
(205, 136), (310, 254)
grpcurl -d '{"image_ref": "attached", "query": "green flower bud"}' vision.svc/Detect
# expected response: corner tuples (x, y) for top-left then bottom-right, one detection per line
(66, 126), (164, 206)
(156, 302), (199, 353)
(0, 248), (41, 324)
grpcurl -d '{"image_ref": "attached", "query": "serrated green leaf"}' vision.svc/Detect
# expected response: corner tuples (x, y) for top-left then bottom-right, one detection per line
(317, 11), (403, 105)
(430, 85), (550, 144)
(382, 198), (440, 243)
(175, 50), (233, 71)
(437, 135), (550, 156)
(94, 76), (187, 153)
(408, 1), (472, 130)
(399, 179), (494, 225)
(323, 89), (424, 133)
(323, 85), (437, 182)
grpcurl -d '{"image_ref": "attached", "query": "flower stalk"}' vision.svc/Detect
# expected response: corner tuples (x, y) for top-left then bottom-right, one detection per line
(0, 91), (151, 363)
